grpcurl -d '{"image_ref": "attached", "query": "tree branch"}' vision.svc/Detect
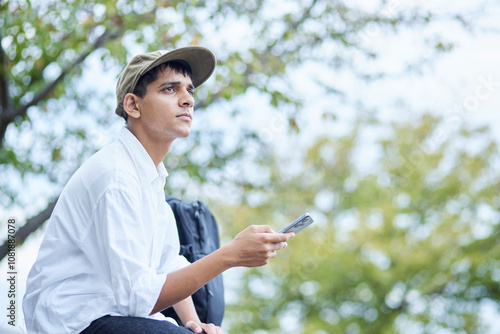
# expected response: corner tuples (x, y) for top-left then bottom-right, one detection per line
(14, 29), (121, 119)
(0, 198), (58, 262)
(0, 28), (123, 150)
(0, 32), (14, 149)
(0, 32), (11, 114)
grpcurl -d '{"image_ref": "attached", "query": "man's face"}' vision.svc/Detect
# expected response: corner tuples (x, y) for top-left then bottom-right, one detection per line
(135, 65), (195, 142)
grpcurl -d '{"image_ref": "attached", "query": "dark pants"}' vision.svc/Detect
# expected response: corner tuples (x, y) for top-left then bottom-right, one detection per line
(80, 315), (194, 334)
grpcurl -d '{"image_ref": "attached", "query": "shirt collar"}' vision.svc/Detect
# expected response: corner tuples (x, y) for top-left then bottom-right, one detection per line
(118, 127), (169, 185)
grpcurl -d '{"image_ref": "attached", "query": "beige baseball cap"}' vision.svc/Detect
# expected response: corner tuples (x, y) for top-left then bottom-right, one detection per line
(115, 46), (216, 116)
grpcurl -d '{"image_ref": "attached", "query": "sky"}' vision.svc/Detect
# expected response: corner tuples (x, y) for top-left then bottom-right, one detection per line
(2, 0), (500, 332)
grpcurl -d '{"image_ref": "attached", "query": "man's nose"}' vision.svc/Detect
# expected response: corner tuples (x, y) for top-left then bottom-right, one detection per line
(179, 89), (194, 108)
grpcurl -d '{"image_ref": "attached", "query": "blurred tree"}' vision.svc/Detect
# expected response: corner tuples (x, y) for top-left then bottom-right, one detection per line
(217, 114), (500, 333)
(0, 0), (487, 258)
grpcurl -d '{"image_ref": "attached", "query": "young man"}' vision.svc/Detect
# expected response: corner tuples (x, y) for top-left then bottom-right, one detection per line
(23, 46), (293, 334)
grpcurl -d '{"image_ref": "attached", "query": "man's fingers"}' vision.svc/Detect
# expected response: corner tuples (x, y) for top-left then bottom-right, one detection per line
(271, 241), (287, 252)
(246, 226), (295, 242)
(185, 321), (202, 333)
(265, 232), (294, 243)
(248, 225), (274, 233)
(199, 322), (222, 334)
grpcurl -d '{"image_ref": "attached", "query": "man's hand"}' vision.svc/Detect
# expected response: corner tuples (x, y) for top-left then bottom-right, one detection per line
(185, 320), (223, 334)
(224, 225), (295, 267)
(150, 226), (294, 315)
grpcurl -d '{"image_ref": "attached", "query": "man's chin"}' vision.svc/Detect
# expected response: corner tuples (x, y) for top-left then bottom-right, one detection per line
(172, 129), (191, 140)
(180, 129), (191, 138)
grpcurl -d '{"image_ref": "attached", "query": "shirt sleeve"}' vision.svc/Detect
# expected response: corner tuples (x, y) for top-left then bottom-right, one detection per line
(88, 188), (167, 317)
(157, 204), (191, 274)
(161, 254), (191, 274)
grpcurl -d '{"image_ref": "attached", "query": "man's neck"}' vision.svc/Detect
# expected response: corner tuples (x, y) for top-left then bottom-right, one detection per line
(126, 124), (172, 166)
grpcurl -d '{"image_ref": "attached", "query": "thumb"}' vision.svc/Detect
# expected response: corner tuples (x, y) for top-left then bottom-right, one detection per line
(185, 320), (203, 333)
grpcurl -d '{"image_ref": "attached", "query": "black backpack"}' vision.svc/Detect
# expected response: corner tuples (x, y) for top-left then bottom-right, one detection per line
(161, 195), (225, 326)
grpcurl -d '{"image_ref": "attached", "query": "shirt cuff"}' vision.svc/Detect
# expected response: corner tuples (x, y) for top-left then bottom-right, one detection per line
(131, 272), (168, 317)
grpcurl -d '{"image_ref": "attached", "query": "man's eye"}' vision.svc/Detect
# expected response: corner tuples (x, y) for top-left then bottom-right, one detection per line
(163, 87), (174, 92)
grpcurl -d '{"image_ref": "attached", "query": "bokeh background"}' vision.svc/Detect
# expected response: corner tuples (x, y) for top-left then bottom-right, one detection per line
(1, 0), (500, 333)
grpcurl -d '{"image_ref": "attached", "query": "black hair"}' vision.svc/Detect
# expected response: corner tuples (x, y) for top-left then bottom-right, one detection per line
(133, 60), (192, 98)
(120, 60), (193, 121)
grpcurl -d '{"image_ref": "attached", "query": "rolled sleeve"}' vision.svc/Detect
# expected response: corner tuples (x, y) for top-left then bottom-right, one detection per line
(170, 254), (191, 272)
(88, 188), (166, 317)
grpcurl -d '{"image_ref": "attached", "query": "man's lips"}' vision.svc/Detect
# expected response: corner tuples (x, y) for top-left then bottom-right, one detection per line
(176, 113), (192, 121)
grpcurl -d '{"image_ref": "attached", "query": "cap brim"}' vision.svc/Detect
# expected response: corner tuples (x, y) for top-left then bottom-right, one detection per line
(139, 46), (216, 88)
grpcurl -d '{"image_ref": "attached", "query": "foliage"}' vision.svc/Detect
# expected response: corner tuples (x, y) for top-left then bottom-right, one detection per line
(1, 0), (469, 257)
(217, 114), (500, 333)
(1, 0), (498, 332)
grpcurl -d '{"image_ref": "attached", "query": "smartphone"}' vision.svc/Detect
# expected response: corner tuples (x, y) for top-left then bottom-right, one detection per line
(279, 213), (314, 234)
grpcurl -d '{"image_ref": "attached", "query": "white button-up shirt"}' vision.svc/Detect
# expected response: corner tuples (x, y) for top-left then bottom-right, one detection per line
(23, 127), (190, 334)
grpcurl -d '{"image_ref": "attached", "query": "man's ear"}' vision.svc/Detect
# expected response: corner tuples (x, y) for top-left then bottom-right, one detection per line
(123, 93), (141, 119)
